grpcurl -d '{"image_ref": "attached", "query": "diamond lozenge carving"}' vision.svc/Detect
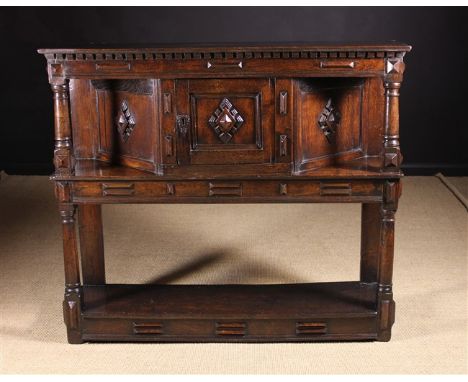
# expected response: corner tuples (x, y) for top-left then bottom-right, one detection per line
(208, 98), (244, 143)
(317, 98), (340, 143)
(116, 100), (136, 142)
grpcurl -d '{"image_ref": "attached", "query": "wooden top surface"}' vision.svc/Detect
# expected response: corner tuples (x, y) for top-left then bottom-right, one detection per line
(38, 42), (411, 55)
(51, 158), (402, 181)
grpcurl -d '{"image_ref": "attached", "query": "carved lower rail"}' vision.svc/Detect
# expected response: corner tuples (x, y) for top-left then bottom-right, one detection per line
(70, 179), (384, 203)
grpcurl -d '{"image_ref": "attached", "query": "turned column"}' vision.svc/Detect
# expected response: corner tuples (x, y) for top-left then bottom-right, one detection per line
(51, 77), (82, 343)
(382, 57), (406, 171)
(51, 81), (75, 175)
(373, 56), (407, 341)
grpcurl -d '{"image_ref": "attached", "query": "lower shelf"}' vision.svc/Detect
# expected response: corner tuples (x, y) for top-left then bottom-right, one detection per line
(77, 281), (380, 342)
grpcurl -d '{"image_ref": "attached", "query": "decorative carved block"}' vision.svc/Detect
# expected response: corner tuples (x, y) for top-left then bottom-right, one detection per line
(279, 134), (288, 156)
(384, 151), (400, 168)
(279, 183), (288, 195)
(320, 182), (351, 196)
(385, 58), (405, 75)
(317, 98), (340, 143)
(164, 135), (173, 157)
(102, 183), (135, 196)
(209, 182), (242, 196)
(384, 180), (401, 211)
(166, 183), (175, 195)
(54, 146), (74, 174)
(215, 322), (247, 336)
(55, 182), (71, 203)
(296, 322), (327, 335)
(208, 98), (244, 143)
(163, 93), (172, 114)
(116, 100), (136, 141)
(63, 287), (81, 331)
(279, 91), (288, 114)
(133, 322), (164, 335)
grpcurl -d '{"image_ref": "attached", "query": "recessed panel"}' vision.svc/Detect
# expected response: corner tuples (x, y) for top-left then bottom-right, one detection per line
(177, 79), (273, 165)
(191, 94), (261, 149)
(294, 78), (364, 172)
(95, 79), (158, 172)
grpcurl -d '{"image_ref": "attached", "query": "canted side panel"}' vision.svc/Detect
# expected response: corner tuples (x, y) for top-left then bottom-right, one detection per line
(294, 78), (364, 172)
(94, 79), (158, 172)
(69, 79), (100, 159)
(363, 77), (386, 156)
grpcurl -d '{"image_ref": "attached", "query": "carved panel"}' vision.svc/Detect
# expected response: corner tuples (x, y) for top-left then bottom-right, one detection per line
(208, 98), (245, 143)
(116, 100), (136, 142)
(181, 78), (273, 166)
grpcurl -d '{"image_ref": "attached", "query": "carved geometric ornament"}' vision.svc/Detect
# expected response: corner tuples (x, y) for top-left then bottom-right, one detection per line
(208, 98), (244, 143)
(317, 98), (340, 143)
(385, 58), (405, 75)
(116, 100), (136, 142)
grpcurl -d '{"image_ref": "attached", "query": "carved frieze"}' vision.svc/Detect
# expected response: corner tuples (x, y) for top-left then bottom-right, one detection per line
(42, 47), (409, 63)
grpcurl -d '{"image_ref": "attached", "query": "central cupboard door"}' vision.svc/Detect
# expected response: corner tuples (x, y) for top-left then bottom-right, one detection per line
(175, 79), (274, 165)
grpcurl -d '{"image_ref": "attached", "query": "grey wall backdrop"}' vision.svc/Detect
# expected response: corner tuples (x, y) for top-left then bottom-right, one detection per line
(0, 7), (467, 175)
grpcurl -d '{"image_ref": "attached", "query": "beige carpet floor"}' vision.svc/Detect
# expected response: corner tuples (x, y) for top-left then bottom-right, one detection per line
(0, 175), (466, 374)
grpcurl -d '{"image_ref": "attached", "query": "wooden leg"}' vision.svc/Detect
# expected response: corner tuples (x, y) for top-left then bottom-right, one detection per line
(78, 204), (105, 285)
(59, 204), (83, 344)
(360, 203), (381, 283)
(376, 180), (401, 342)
